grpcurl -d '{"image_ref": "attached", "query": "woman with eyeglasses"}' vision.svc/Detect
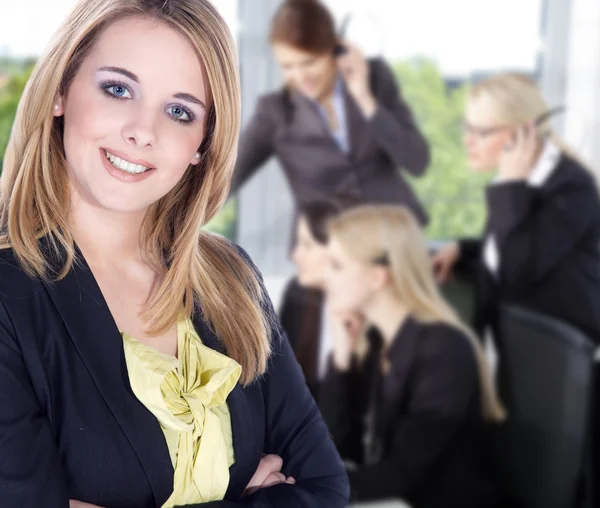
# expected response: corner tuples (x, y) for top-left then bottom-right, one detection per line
(320, 204), (506, 508)
(432, 73), (600, 343)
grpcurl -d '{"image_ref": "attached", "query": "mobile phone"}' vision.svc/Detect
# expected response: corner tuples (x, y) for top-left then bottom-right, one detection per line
(506, 106), (565, 149)
(534, 106), (565, 129)
(333, 14), (352, 57)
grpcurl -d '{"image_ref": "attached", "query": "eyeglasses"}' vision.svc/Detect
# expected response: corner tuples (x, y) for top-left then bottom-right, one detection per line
(372, 253), (390, 266)
(460, 122), (507, 137)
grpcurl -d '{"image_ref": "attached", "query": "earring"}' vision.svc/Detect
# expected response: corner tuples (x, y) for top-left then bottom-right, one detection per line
(194, 152), (200, 160)
(54, 104), (59, 112)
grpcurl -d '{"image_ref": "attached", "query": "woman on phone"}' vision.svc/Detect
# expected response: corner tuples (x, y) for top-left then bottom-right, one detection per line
(0, 0), (349, 506)
(230, 0), (429, 230)
(432, 73), (600, 342)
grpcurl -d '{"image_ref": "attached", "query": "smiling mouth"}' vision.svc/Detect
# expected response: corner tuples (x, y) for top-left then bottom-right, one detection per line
(103, 150), (153, 175)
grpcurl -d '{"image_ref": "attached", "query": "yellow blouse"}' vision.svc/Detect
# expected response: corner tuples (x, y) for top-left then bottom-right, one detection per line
(122, 318), (241, 507)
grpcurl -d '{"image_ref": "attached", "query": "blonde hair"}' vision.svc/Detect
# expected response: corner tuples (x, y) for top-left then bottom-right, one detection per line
(469, 72), (589, 169)
(0, 0), (272, 385)
(329, 205), (506, 422)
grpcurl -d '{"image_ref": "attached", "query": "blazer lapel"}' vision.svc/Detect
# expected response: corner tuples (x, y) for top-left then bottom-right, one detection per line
(43, 244), (174, 507)
(342, 82), (370, 163)
(289, 91), (330, 139)
(295, 287), (323, 390)
(377, 317), (421, 433)
(288, 89), (350, 162)
(191, 313), (261, 500)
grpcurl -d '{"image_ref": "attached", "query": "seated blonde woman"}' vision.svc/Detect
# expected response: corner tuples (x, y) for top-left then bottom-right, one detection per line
(320, 205), (506, 508)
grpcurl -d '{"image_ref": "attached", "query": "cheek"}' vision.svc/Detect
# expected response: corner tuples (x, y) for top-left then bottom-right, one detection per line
(484, 136), (508, 161)
(304, 250), (324, 275)
(158, 125), (203, 178)
(63, 90), (121, 150)
(329, 273), (359, 301)
(282, 69), (295, 83)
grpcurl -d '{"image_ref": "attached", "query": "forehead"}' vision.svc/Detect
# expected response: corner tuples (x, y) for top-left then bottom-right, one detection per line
(328, 237), (352, 261)
(273, 43), (324, 63)
(465, 93), (500, 126)
(84, 15), (207, 102)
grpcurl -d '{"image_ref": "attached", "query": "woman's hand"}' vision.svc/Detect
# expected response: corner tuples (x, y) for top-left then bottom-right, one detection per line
(431, 242), (460, 284)
(328, 307), (365, 371)
(336, 42), (376, 117)
(243, 454), (295, 496)
(498, 122), (539, 181)
(69, 501), (103, 508)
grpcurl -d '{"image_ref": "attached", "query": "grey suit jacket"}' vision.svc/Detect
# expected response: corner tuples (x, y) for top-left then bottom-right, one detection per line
(230, 58), (430, 225)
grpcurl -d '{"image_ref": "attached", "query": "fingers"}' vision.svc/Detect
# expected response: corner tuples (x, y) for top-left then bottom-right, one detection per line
(343, 313), (364, 333)
(431, 255), (448, 283)
(260, 454), (283, 473)
(261, 472), (287, 488)
(244, 454), (283, 492)
(515, 122), (537, 152)
(336, 44), (365, 80)
(243, 454), (296, 496)
(434, 260), (451, 284)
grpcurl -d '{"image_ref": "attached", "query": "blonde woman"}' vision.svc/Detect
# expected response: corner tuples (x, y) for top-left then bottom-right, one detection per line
(432, 73), (600, 342)
(321, 205), (506, 508)
(0, 0), (349, 507)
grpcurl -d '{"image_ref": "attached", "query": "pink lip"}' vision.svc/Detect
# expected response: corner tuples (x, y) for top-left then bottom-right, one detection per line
(99, 148), (155, 183)
(101, 147), (155, 169)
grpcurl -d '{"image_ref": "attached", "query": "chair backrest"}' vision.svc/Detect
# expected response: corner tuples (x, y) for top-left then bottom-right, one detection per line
(492, 304), (595, 508)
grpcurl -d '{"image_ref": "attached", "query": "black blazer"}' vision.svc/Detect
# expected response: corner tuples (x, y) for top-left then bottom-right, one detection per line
(278, 278), (324, 399)
(320, 317), (501, 508)
(458, 154), (600, 342)
(0, 241), (349, 508)
(230, 58), (430, 225)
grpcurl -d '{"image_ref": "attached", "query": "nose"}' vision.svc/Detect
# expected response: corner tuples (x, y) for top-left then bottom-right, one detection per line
(291, 245), (301, 266)
(121, 106), (158, 149)
(463, 131), (475, 148)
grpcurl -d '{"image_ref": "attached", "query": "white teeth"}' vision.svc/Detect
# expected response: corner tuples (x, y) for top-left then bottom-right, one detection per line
(104, 150), (150, 174)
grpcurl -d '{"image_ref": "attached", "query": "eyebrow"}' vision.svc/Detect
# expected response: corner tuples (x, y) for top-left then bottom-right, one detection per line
(98, 66), (206, 109)
(98, 66), (139, 82)
(173, 92), (206, 109)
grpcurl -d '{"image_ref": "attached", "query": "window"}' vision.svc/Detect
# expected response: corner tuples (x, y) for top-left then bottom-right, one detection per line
(324, 0), (544, 239)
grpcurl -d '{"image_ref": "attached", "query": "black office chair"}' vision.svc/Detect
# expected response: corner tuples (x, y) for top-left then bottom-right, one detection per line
(491, 304), (596, 508)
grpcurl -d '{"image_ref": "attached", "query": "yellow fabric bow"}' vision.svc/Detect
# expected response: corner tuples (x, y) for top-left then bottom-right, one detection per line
(123, 318), (241, 506)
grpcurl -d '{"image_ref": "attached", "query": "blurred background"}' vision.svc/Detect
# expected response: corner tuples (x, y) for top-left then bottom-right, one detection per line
(0, 0), (599, 306)
(2, 2), (600, 507)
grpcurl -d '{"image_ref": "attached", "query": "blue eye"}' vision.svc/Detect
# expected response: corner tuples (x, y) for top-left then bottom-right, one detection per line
(166, 105), (194, 124)
(101, 82), (132, 99)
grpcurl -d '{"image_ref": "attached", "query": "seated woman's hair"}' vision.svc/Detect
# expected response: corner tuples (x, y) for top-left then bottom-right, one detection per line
(328, 204), (506, 422)
(298, 194), (359, 245)
(0, 0), (272, 385)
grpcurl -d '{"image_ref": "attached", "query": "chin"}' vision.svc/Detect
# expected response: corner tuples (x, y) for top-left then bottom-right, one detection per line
(297, 273), (317, 289)
(300, 88), (318, 100)
(468, 160), (493, 173)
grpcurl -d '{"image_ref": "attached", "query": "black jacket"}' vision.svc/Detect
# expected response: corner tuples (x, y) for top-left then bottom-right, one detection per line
(278, 278), (324, 399)
(320, 317), (501, 508)
(0, 241), (349, 508)
(459, 154), (600, 342)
